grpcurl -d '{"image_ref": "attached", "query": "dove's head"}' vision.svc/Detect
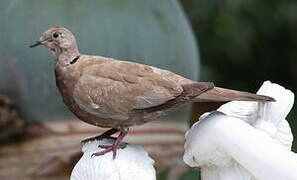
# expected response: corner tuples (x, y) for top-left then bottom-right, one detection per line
(30, 27), (79, 59)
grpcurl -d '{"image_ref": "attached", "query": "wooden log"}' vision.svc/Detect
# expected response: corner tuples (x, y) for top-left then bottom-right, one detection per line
(0, 120), (189, 180)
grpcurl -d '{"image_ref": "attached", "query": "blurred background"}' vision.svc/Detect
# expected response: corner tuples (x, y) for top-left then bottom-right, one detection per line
(0, 0), (296, 179)
(182, 0), (297, 148)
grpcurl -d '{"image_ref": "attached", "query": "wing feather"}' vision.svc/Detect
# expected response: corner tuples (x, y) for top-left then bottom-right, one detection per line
(73, 59), (184, 119)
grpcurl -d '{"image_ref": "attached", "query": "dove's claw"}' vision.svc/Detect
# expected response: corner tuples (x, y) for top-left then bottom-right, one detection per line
(93, 142), (127, 159)
(91, 129), (128, 159)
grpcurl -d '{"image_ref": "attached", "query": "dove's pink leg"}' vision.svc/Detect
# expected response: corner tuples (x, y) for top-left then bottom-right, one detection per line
(81, 128), (119, 144)
(92, 130), (128, 159)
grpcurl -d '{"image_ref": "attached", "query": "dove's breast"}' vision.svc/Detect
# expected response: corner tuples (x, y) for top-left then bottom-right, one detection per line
(54, 59), (148, 128)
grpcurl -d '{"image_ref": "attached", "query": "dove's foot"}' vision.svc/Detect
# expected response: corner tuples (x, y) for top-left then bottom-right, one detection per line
(92, 142), (127, 159)
(92, 130), (128, 159)
(81, 128), (119, 145)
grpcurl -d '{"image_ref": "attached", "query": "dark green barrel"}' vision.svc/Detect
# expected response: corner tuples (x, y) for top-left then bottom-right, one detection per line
(0, 0), (200, 122)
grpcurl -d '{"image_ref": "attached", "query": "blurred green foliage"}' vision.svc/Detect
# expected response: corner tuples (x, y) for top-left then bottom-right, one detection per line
(180, 0), (297, 151)
(179, 169), (200, 180)
(157, 167), (200, 180)
(157, 167), (171, 180)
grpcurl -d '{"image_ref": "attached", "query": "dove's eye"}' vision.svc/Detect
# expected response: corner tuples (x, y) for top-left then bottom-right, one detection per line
(53, 32), (59, 38)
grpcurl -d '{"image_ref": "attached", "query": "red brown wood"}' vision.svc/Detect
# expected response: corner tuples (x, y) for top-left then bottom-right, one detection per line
(0, 120), (189, 180)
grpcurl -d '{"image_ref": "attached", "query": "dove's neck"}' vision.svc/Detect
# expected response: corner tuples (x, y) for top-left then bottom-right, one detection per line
(55, 45), (80, 66)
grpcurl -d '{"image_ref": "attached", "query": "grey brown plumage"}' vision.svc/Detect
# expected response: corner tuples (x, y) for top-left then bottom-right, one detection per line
(30, 27), (274, 128)
(31, 27), (274, 157)
(54, 55), (211, 127)
(54, 54), (273, 128)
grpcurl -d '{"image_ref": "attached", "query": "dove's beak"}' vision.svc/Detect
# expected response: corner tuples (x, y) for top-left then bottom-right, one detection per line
(30, 37), (51, 48)
(30, 40), (42, 48)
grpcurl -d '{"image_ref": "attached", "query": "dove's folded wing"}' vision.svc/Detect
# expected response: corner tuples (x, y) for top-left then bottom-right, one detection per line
(73, 59), (187, 120)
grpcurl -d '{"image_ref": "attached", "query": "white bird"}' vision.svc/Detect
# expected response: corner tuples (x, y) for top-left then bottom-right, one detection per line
(183, 81), (297, 180)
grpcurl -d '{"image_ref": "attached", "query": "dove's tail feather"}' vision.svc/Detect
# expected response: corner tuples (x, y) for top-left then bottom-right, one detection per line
(195, 87), (275, 102)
